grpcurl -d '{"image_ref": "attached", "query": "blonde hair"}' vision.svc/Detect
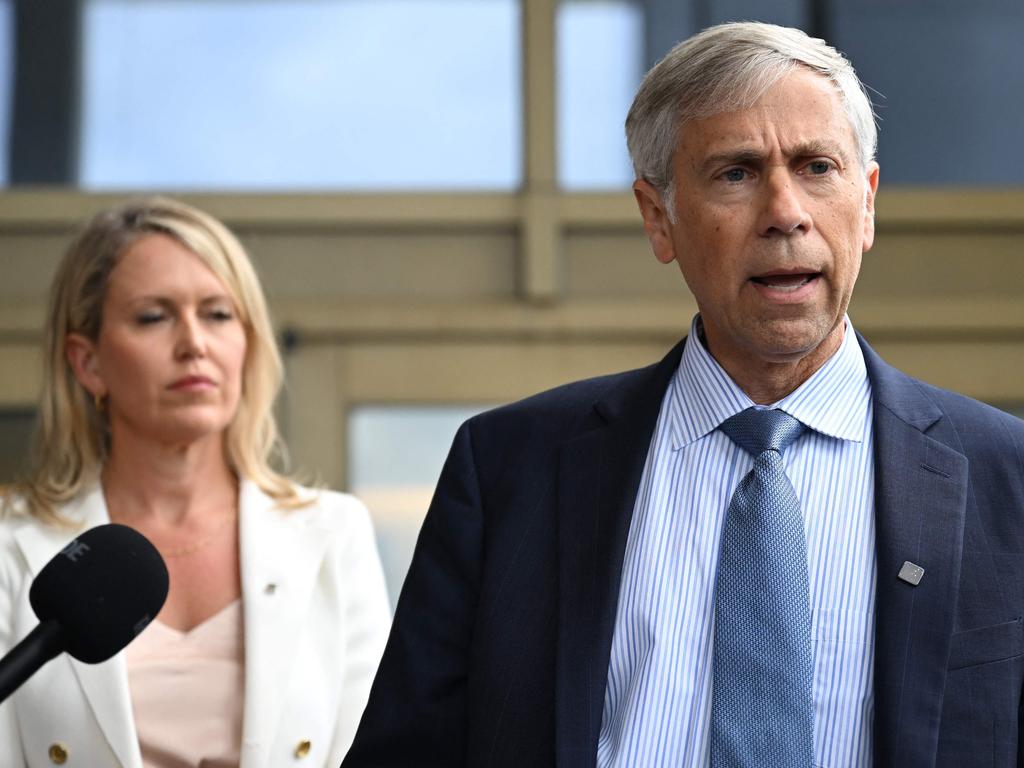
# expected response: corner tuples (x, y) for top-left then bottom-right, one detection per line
(15, 196), (304, 523)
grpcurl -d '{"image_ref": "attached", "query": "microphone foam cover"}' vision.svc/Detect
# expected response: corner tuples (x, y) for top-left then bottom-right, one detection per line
(30, 523), (169, 664)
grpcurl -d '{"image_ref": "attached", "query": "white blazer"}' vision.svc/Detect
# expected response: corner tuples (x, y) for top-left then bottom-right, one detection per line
(0, 481), (392, 768)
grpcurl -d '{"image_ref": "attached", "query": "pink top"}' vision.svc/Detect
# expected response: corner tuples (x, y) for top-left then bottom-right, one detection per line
(125, 600), (245, 768)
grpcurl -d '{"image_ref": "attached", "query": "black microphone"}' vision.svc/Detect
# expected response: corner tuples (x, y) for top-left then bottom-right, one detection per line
(0, 523), (169, 703)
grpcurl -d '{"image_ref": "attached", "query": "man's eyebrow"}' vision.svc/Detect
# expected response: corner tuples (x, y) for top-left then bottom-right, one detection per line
(698, 141), (852, 174)
(699, 149), (765, 175)
(790, 140), (852, 164)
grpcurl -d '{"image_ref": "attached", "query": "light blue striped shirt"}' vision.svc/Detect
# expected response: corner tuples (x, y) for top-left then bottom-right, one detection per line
(597, 315), (876, 767)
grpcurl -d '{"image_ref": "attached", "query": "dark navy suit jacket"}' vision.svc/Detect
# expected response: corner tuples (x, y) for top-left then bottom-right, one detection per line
(344, 335), (1024, 767)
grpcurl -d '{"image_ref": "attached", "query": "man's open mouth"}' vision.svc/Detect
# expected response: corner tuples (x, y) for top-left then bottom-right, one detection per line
(750, 273), (820, 292)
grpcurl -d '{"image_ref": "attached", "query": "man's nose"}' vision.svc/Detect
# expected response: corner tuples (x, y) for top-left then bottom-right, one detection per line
(757, 170), (812, 236)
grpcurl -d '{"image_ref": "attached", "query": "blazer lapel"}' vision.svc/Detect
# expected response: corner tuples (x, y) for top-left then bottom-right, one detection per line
(555, 339), (686, 768)
(860, 335), (969, 766)
(238, 481), (330, 768)
(12, 486), (142, 768)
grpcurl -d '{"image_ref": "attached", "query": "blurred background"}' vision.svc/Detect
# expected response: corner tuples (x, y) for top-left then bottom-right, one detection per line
(1, 0), (1022, 606)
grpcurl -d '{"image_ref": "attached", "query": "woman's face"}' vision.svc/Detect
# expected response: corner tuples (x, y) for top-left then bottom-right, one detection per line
(68, 233), (248, 450)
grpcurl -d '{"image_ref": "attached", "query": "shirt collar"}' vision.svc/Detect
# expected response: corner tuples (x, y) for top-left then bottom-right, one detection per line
(668, 314), (871, 450)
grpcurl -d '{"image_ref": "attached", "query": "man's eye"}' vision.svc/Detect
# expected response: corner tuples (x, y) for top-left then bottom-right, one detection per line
(807, 160), (833, 175)
(722, 168), (748, 182)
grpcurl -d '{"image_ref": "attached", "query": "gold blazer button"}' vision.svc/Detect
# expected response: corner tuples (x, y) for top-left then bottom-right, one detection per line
(48, 743), (69, 764)
(294, 739), (312, 759)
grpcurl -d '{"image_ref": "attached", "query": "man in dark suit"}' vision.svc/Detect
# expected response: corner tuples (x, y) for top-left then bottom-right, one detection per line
(344, 21), (1024, 767)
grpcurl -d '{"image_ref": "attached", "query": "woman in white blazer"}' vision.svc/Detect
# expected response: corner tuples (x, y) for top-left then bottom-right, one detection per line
(0, 197), (391, 767)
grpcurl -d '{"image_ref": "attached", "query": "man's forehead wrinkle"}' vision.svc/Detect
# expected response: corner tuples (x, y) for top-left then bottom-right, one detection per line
(693, 148), (762, 175)
(791, 139), (853, 164)
(691, 136), (852, 173)
(674, 69), (861, 174)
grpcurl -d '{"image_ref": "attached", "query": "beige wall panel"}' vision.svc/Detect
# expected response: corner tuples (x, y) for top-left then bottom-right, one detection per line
(565, 231), (675, 296)
(237, 230), (518, 299)
(0, 234), (68, 298)
(0, 302), (44, 337)
(269, 299), (696, 340)
(284, 345), (347, 489)
(0, 344), (42, 406)
(866, 338), (1024, 404)
(859, 231), (1024, 297)
(6, 227), (1020, 305)
(336, 340), (676, 405)
(565, 228), (1024, 301)
(0, 229), (521, 302)
(850, 295), (1024, 335)
(521, 193), (562, 300)
(331, 335), (1024, 411)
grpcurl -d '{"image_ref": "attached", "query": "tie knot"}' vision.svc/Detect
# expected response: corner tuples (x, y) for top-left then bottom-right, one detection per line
(719, 407), (805, 457)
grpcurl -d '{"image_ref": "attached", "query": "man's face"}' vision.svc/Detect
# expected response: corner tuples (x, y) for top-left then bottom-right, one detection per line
(636, 68), (879, 378)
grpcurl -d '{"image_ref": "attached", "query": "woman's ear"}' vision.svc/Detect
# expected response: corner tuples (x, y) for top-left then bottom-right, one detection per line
(65, 333), (105, 398)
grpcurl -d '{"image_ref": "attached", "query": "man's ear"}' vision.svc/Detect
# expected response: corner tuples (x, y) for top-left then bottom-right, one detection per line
(633, 180), (678, 265)
(862, 161), (880, 253)
(65, 333), (106, 398)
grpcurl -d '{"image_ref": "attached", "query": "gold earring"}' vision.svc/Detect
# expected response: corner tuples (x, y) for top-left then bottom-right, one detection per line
(94, 393), (106, 413)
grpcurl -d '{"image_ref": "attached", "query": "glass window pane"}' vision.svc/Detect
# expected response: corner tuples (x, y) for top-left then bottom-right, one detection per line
(81, 0), (521, 190)
(0, 0), (12, 185)
(834, 1), (1024, 184)
(557, 0), (643, 190)
(348, 404), (493, 607)
(705, 0), (806, 28)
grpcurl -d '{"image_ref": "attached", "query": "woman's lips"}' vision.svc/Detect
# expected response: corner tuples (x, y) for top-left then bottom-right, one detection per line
(168, 375), (215, 391)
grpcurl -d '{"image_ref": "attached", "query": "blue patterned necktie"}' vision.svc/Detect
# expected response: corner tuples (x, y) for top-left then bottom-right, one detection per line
(711, 407), (814, 767)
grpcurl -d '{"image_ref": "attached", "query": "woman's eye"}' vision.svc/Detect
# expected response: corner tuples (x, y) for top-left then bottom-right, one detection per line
(136, 312), (164, 325)
(207, 308), (235, 322)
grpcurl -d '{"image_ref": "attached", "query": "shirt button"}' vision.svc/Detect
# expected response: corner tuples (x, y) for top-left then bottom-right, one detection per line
(48, 743), (69, 764)
(294, 739), (312, 758)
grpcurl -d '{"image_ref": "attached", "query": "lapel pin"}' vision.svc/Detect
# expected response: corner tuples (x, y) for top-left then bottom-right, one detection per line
(898, 561), (925, 586)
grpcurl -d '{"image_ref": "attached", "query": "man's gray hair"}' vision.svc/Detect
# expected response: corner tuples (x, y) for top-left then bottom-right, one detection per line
(626, 22), (877, 213)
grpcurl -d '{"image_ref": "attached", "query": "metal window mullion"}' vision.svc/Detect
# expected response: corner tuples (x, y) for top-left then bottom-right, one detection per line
(9, 0), (81, 185)
(520, 0), (561, 302)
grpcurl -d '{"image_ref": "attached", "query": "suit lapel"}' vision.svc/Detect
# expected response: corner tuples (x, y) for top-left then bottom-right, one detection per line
(861, 335), (968, 766)
(555, 339), (685, 768)
(238, 482), (329, 768)
(12, 486), (142, 768)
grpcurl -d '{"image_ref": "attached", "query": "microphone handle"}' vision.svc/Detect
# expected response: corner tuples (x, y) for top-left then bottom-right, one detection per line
(0, 620), (66, 704)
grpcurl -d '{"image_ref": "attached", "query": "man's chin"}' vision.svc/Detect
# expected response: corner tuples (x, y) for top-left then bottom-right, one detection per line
(746, 316), (844, 365)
